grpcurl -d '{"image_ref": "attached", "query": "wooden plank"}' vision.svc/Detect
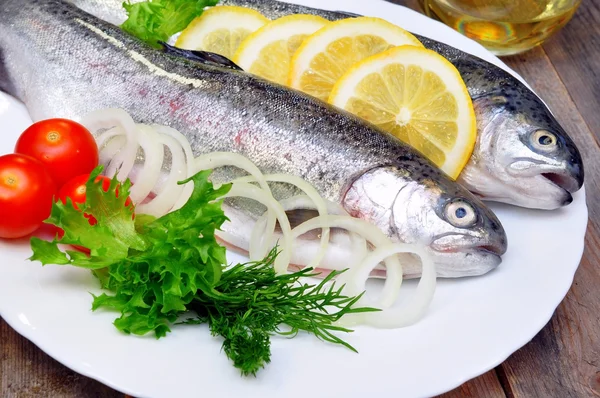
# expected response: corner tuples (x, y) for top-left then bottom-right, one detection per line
(541, 0), (600, 141)
(1, 318), (122, 398)
(436, 370), (507, 398)
(398, 0), (423, 11)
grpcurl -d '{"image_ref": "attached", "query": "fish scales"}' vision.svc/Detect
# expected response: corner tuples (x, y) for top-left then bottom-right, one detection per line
(1, 1), (421, 201)
(0, 0), (507, 277)
(67, 0), (584, 210)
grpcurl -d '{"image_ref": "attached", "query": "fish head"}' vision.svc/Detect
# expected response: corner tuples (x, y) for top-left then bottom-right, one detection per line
(343, 165), (507, 278)
(461, 88), (584, 209)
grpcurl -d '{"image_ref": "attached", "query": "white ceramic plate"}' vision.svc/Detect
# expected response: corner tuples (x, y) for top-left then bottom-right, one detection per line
(0, 1), (588, 397)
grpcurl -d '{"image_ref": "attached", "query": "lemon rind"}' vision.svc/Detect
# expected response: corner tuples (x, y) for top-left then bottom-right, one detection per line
(176, 6), (270, 50)
(288, 17), (423, 88)
(233, 14), (329, 69)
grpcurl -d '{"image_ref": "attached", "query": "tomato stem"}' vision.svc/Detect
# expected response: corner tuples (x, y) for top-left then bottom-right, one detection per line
(3, 174), (17, 187)
(46, 131), (61, 143)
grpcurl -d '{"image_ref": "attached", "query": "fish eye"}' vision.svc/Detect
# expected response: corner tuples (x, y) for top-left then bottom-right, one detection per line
(445, 200), (477, 228)
(531, 130), (557, 151)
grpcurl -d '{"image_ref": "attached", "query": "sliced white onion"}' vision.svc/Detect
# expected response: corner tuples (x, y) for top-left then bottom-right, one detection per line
(128, 124), (164, 204)
(337, 244), (436, 329)
(84, 109), (438, 329)
(194, 153), (278, 260)
(98, 132), (126, 167)
(289, 215), (403, 309)
(224, 183), (293, 275)
(136, 133), (187, 216)
(82, 108), (139, 181)
(153, 124), (199, 211)
(273, 195), (369, 270)
(235, 174), (331, 269)
(249, 214), (269, 261)
(96, 127), (124, 151)
(81, 108), (138, 136)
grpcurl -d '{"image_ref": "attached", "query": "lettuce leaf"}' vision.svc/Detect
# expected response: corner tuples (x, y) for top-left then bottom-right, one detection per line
(30, 167), (145, 269)
(30, 167), (231, 337)
(121, 0), (220, 48)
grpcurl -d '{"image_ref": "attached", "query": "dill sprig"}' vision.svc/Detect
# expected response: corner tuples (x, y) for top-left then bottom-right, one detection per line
(193, 248), (375, 375)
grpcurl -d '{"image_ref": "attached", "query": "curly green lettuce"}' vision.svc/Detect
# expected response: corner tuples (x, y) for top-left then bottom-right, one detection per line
(31, 167), (230, 337)
(121, 0), (220, 47)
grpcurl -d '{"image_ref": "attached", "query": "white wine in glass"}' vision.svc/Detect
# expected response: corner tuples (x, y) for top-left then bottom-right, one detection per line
(419, 0), (581, 55)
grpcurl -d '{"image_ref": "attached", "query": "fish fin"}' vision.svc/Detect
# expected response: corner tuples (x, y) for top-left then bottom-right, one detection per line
(334, 10), (361, 17)
(282, 209), (349, 241)
(159, 42), (243, 71)
(285, 209), (320, 230)
(273, 209), (322, 240)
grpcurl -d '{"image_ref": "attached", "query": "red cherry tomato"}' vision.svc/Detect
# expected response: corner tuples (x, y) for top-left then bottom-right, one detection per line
(15, 119), (99, 188)
(0, 154), (57, 239)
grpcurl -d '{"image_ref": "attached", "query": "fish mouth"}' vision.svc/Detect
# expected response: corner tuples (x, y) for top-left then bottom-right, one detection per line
(541, 172), (581, 195)
(538, 173), (574, 206)
(477, 244), (506, 257)
(509, 159), (583, 193)
(429, 233), (506, 277)
(431, 233), (506, 257)
(507, 159), (582, 208)
(427, 242), (504, 278)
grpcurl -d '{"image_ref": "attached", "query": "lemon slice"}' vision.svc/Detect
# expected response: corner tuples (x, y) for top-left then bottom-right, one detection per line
(329, 46), (476, 179)
(233, 15), (329, 85)
(288, 17), (423, 101)
(176, 6), (269, 59)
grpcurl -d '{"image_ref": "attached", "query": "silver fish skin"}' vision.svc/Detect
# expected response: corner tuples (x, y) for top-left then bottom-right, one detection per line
(68, 0), (585, 210)
(0, 0), (506, 278)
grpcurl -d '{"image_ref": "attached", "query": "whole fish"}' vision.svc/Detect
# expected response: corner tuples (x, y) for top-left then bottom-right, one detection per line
(69, 0), (585, 210)
(0, 0), (507, 278)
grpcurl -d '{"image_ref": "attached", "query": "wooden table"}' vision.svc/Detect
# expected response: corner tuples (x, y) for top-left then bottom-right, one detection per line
(2, 1), (599, 397)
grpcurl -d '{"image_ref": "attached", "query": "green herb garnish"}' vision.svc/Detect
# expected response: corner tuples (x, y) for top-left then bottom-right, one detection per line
(194, 251), (369, 375)
(121, 0), (220, 48)
(30, 166), (373, 375)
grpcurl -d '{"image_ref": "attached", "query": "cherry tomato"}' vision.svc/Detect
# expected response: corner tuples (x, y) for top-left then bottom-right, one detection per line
(57, 174), (133, 226)
(15, 119), (99, 188)
(0, 154), (57, 239)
